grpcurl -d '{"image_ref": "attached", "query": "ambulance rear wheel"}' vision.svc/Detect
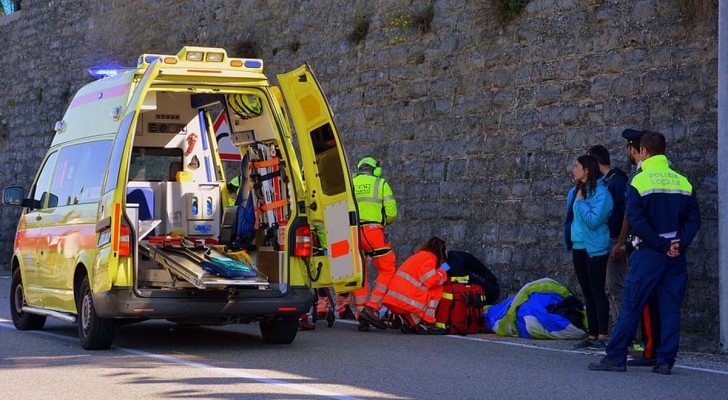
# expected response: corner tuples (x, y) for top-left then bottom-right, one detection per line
(77, 276), (115, 350)
(260, 316), (298, 344)
(10, 269), (46, 330)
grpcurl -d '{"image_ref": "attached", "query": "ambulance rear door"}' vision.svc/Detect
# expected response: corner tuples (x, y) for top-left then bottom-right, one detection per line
(94, 60), (162, 294)
(277, 65), (363, 293)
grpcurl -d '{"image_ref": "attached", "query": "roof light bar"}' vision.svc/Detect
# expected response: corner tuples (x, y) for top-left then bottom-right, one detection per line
(206, 52), (224, 62)
(186, 51), (204, 61)
(88, 65), (131, 80)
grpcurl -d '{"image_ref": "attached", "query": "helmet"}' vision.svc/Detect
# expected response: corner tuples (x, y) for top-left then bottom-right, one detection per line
(227, 94), (262, 119)
(357, 156), (381, 177)
(228, 176), (240, 190)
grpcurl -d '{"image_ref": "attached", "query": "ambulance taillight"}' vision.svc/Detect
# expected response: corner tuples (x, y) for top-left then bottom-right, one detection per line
(294, 225), (312, 257)
(118, 225), (131, 257)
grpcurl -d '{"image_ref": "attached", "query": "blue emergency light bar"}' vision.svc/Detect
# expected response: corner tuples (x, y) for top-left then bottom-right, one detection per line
(88, 65), (133, 80)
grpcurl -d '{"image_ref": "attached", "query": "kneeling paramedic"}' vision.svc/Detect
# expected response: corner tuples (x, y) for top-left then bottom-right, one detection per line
(352, 157), (398, 331)
(382, 237), (450, 335)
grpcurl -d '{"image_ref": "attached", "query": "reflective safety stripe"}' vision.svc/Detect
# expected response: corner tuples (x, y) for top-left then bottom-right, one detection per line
(398, 271), (427, 291)
(382, 195), (395, 201)
(442, 292), (453, 300)
(435, 322), (448, 329)
(424, 307), (436, 319)
(639, 188), (692, 196)
(427, 299), (439, 308)
(387, 290), (426, 311)
(373, 283), (388, 294)
(358, 198), (383, 204)
(420, 269), (436, 283)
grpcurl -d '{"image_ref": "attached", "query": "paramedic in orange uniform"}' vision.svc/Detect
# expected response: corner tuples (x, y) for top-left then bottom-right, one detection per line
(352, 157), (398, 331)
(382, 237), (450, 335)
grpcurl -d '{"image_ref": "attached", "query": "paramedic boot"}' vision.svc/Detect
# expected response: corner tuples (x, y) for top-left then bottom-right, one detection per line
(415, 322), (447, 335)
(358, 318), (370, 332)
(338, 305), (356, 320)
(359, 306), (386, 330)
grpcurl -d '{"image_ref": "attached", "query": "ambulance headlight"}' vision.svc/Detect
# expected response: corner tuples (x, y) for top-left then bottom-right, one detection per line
(206, 52), (224, 62)
(186, 51), (204, 61)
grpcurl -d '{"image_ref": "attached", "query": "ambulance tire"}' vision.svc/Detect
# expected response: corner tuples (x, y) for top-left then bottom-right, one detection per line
(260, 316), (298, 344)
(77, 276), (115, 350)
(10, 269), (46, 330)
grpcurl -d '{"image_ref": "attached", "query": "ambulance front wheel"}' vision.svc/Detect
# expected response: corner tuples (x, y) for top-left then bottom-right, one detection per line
(77, 276), (115, 350)
(260, 316), (298, 344)
(10, 268), (46, 330)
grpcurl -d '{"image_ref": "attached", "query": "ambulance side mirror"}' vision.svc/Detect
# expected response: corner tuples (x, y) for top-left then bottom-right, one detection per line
(2, 186), (28, 207)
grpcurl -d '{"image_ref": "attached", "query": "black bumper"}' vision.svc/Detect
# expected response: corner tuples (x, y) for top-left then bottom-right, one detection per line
(92, 286), (311, 319)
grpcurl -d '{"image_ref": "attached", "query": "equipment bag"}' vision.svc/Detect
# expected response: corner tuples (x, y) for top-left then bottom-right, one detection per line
(435, 281), (487, 335)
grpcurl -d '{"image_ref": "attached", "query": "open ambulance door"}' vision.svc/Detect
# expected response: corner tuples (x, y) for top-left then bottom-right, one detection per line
(277, 65), (364, 293)
(94, 60), (161, 294)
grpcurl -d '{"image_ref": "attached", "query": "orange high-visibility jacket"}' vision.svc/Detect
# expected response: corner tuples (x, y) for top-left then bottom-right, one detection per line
(382, 250), (447, 323)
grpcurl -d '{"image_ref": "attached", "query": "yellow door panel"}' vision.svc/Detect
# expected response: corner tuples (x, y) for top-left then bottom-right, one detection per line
(93, 60), (162, 294)
(277, 65), (363, 292)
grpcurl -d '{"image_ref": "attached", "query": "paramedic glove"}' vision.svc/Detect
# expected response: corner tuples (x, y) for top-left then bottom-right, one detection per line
(440, 262), (451, 272)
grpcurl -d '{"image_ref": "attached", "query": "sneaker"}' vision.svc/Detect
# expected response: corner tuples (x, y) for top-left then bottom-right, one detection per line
(415, 322), (448, 335)
(652, 362), (672, 375)
(338, 306), (356, 320)
(357, 318), (370, 332)
(359, 306), (386, 330)
(589, 339), (607, 350)
(572, 338), (594, 349)
(627, 357), (657, 367)
(587, 356), (626, 372)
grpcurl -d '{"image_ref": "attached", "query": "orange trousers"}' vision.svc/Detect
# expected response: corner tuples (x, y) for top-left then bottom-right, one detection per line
(352, 224), (396, 313)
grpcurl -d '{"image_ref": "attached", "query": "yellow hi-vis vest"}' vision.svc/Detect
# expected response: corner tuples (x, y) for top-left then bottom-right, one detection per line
(353, 173), (397, 226)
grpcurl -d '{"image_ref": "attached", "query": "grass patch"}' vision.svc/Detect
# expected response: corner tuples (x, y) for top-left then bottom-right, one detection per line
(494, 0), (529, 21)
(349, 13), (370, 44)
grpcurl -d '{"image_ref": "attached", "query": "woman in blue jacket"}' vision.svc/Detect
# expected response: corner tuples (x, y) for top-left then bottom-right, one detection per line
(564, 155), (613, 349)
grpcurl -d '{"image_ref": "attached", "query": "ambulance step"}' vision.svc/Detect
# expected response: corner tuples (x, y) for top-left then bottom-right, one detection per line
(22, 306), (77, 324)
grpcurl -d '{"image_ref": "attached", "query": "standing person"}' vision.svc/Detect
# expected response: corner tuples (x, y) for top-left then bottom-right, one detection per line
(589, 131), (700, 375)
(586, 145), (628, 324)
(382, 237), (450, 335)
(564, 155), (614, 349)
(351, 157), (398, 331)
(616, 128), (663, 367)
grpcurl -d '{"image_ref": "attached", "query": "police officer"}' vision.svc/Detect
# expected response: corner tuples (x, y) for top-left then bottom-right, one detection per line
(351, 157), (398, 331)
(615, 129), (662, 367)
(589, 131), (701, 375)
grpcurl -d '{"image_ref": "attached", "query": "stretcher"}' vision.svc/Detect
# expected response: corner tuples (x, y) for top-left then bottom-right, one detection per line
(138, 236), (269, 289)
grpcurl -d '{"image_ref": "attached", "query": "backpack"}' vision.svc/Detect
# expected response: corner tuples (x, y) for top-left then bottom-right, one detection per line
(435, 280), (487, 335)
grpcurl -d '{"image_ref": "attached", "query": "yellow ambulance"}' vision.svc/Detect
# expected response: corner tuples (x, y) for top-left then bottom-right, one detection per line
(3, 46), (364, 349)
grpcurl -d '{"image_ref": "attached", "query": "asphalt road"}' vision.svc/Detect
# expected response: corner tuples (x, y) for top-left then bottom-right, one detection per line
(1, 273), (728, 399)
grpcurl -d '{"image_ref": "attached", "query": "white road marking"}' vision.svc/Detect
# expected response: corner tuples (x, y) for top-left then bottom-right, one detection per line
(0, 320), (363, 399)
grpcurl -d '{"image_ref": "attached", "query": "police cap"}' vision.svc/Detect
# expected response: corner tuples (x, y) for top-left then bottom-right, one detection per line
(621, 129), (644, 145)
